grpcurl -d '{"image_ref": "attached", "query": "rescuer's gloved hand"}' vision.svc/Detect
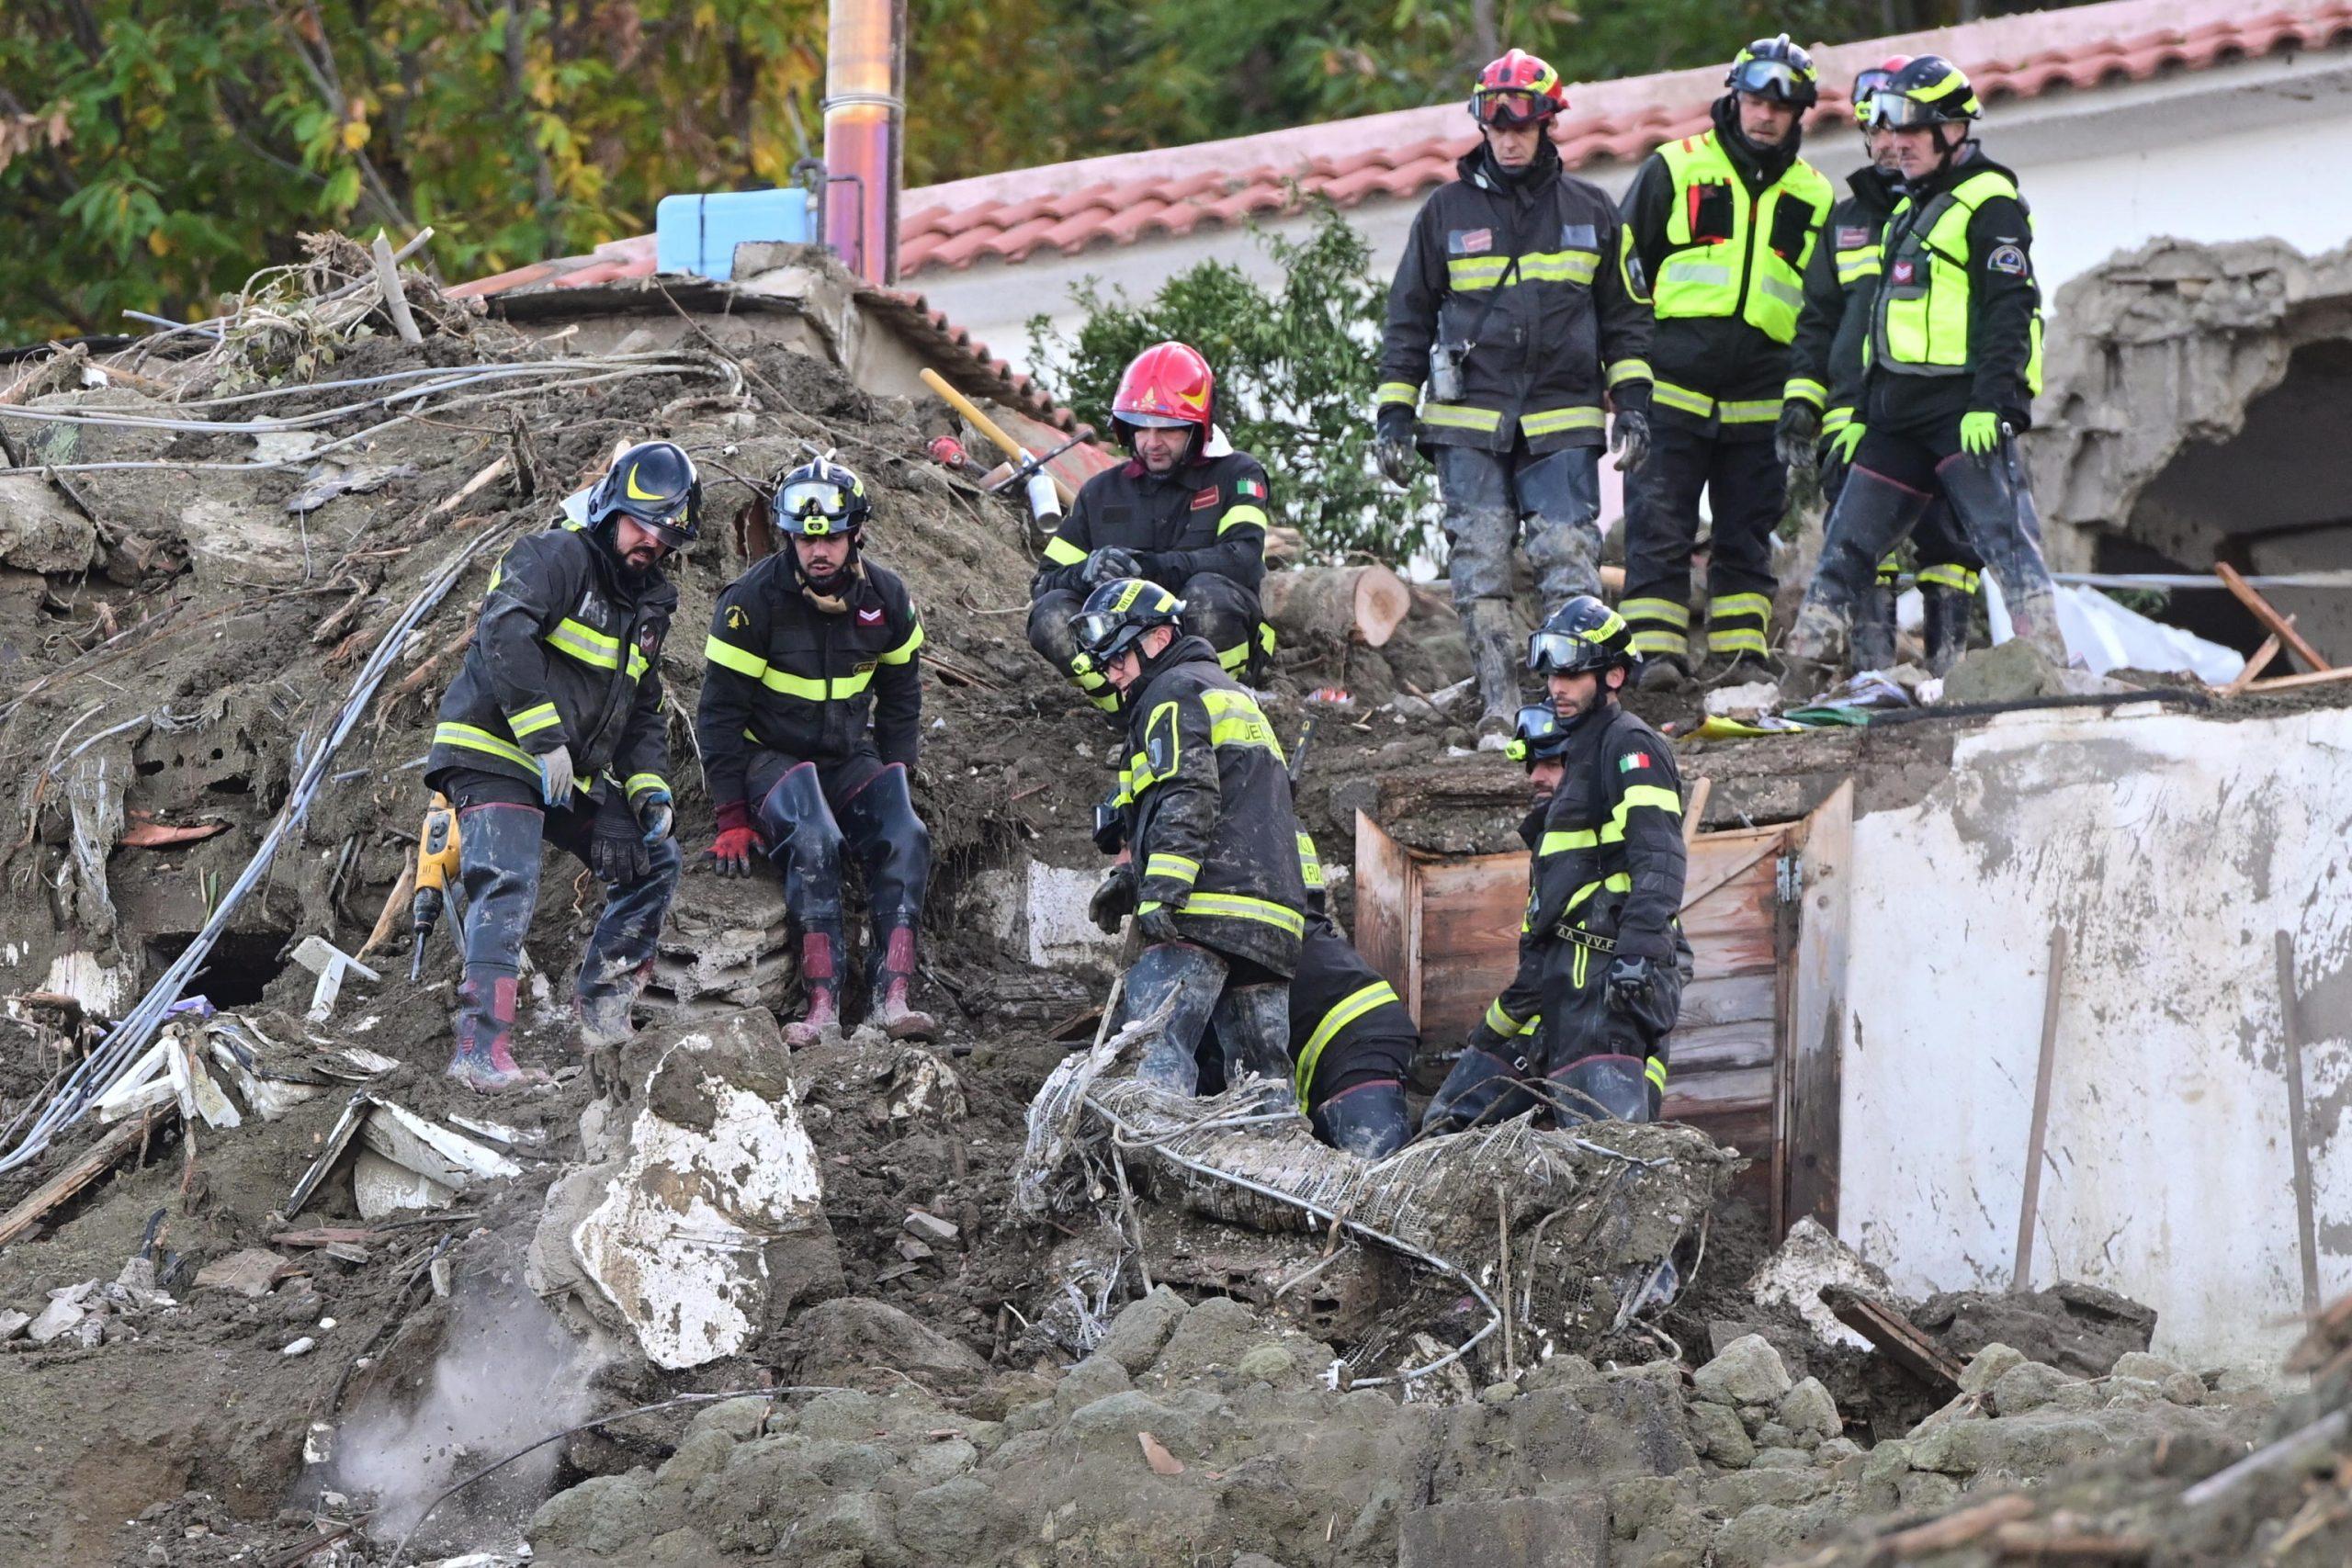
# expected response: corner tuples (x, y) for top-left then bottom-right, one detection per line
(1610, 405), (1651, 474)
(1136, 902), (1183, 947)
(537, 743), (576, 807)
(632, 787), (673, 845)
(1085, 547), (1141, 584)
(1960, 410), (2002, 457)
(1088, 863), (1138, 935)
(1775, 400), (1821, 470)
(1827, 422), (1866, 466)
(591, 799), (653, 886)
(1374, 405), (1418, 488)
(1605, 954), (1657, 1015)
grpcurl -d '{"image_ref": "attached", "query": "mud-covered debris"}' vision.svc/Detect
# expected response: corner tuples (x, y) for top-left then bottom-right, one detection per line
(194, 1247), (295, 1298)
(1747, 1215), (1906, 1352)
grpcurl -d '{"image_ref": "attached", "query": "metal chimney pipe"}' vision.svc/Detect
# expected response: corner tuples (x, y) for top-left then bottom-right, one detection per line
(821, 0), (905, 285)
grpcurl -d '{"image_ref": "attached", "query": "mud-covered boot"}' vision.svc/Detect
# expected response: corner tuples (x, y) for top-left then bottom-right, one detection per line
(1921, 582), (1972, 675)
(1210, 980), (1293, 1086)
(1635, 653), (1691, 692)
(1936, 446), (2066, 663)
(871, 924), (938, 1043)
(1546, 1053), (1660, 1125)
(784, 931), (842, 1048)
(1419, 1043), (1532, 1137)
(577, 958), (650, 1049)
(1851, 575), (1897, 672)
(1465, 599), (1523, 750)
(1311, 1080), (1410, 1158)
(449, 964), (547, 1092)
(1120, 940), (1227, 1094)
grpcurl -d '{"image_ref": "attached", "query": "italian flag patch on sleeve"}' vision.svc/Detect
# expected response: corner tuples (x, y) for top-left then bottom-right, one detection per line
(1619, 752), (1652, 773)
(1238, 477), (1266, 498)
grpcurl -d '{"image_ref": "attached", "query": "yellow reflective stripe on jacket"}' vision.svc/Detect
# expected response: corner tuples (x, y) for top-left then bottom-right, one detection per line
(1043, 533), (1088, 566)
(1620, 595), (1691, 629)
(1651, 380), (1715, 419)
(1218, 502), (1270, 537)
(1653, 133), (1830, 342)
(548, 616), (624, 671)
(1822, 406), (1854, 435)
(1601, 784), (1685, 844)
(1720, 397), (1781, 424)
(1374, 380), (1419, 409)
(435, 721), (538, 772)
(508, 701), (560, 739)
(1836, 249), (1882, 284)
(1540, 828), (1599, 855)
(1521, 407), (1605, 437)
(1179, 892), (1305, 937)
(1784, 377), (1827, 408)
(1483, 998), (1522, 1037)
(1296, 832), (1324, 890)
(1199, 688), (1285, 760)
(878, 621), (925, 665)
(1448, 252), (1600, 291)
(1295, 980), (1403, 1107)
(1419, 402), (1504, 432)
(763, 667), (874, 702)
(1216, 640), (1252, 673)
(1564, 871), (1634, 914)
(623, 772), (668, 799)
(1146, 853), (1201, 886)
(628, 646), (649, 680)
(1607, 357), (1653, 388)
(704, 635), (769, 680)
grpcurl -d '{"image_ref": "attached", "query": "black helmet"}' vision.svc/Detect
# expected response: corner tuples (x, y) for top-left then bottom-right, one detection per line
(1071, 578), (1185, 666)
(1527, 594), (1635, 676)
(586, 440), (701, 547)
(1726, 34), (1820, 110)
(1866, 55), (1981, 129)
(772, 457), (872, 538)
(1504, 703), (1575, 766)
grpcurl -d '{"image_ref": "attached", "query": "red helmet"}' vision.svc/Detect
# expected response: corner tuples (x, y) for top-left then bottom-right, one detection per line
(1851, 54), (1913, 126)
(1112, 341), (1216, 440)
(1471, 50), (1567, 128)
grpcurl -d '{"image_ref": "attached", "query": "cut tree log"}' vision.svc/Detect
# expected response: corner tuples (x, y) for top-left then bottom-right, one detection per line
(1262, 564), (1412, 649)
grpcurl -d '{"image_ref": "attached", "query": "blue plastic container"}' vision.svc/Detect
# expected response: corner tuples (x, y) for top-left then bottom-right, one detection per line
(654, 189), (818, 281)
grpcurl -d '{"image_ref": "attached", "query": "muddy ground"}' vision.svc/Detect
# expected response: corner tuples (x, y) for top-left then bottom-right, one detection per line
(2, 259), (2346, 1566)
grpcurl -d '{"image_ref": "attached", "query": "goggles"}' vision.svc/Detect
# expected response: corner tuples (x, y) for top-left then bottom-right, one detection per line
(1073, 610), (1142, 660)
(1527, 628), (1607, 674)
(1850, 70), (1896, 122)
(779, 478), (856, 525)
(1504, 703), (1568, 762)
(1118, 411), (1195, 430)
(1730, 58), (1812, 101)
(1864, 90), (1953, 129)
(1473, 89), (1555, 128)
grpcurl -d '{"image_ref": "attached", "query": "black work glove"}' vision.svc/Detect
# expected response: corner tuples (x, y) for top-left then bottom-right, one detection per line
(591, 798), (653, 886)
(1136, 903), (1182, 946)
(1775, 400), (1821, 471)
(1091, 795), (1127, 855)
(633, 787), (674, 845)
(1085, 547), (1141, 585)
(1374, 404), (1417, 488)
(1605, 954), (1656, 1015)
(1610, 405), (1651, 474)
(1089, 863), (1138, 936)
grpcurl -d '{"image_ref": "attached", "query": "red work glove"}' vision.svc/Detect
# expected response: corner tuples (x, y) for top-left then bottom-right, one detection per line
(706, 799), (764, 878)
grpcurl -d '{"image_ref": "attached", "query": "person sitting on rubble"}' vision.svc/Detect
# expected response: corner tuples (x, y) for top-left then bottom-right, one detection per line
(424, 440), (691, 1092)
(696, 457), (935, 1047)
(1077, 578), (1307, 1094)
(1027, 342), (1275, 711)
(1422, 597), (1690, 1134)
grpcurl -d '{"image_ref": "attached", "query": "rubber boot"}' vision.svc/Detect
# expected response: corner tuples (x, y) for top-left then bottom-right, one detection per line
(1936, 446), (2064, 662)
(871, 924), (938, 1042)
(1784, 466), (1933, 679)
(1465, 599), (1521, 750)
(1851, 576), (1897, 672)
(1546, 1053), (1659, 1125)
(1921, 583), (1971, 675)
(1210, 981), (1293, 1087)
(1635, 653), (1691, 692)
(784, 931), (842, 1048)
(450, 964), (545, 1092)
(1121, 941), (1228, 1093)
(576, 964), (646, 1050)
(1311, 1080), (1410, 1158)
(1419, 1043), (1532, 1137)
(576, 834), (682, 1048)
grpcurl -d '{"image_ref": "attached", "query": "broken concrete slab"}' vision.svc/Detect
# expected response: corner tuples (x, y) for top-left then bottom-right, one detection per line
(0, 473), (101, 573)
(195, 1249), (295, 1299)
(1398, 1495), (1608, 1568)
(26, 1293), (90, 1344)
(1747, 1215), (1905, 1353)
(1694, 1335), (1793, 1406)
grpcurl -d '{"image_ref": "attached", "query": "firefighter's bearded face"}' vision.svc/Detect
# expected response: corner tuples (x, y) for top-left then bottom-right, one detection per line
(792, 531), (854, 585)
(1886, 124), (1950, 180)
(612, 517), (673, 574)
(1106, 625), (1177, 693)
(1547, 665), (1623, 723)
(1528, 757), (1566, 805)
(1480, 119), (1544, 170)
(1130, 424), (1189, 474)
(1865, 124), (1900, 171)
(1736, 91), (1800, 146)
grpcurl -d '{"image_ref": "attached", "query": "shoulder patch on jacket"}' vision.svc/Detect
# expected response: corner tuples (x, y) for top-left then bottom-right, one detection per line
(1618, 751), (1653, 773)
(857, 605), (885, 626)
(1237, 476), (1265, 500)
(1190, 485), (1221, 511)
(1559, 221), (1598, 250)
(724, 604), (750, 629)
(1451, 228), (1493, 255)
(1836, 225), (1873, 248)
(1986, 243), (2029, 276)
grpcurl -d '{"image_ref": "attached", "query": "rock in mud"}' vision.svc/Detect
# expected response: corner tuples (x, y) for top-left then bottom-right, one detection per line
(1693, 1335), (1792, 1406)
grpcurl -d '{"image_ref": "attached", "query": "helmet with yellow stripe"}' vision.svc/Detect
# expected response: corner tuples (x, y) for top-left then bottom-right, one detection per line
(587, 440), (701, 547)
(1527, 594), (1634, 677)
(1726, 34), (1820, 110)
(772, 457), (871, 539)
(1865, 55), (1981, 129)
(1071, 577), (1186, 666)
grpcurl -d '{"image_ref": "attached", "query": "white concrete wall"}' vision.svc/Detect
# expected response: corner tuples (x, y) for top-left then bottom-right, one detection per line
(1839, 704), (2352, 1372)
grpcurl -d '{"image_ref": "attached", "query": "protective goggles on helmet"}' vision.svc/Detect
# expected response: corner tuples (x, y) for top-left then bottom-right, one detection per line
(1072, 604), (1183, 662)
(776, 478), (860, 534)
(1527, 628), (1620, 674)
(1503, 703), (1570, 763)
(1850, 69), (1897, 123)
(1118, 412), (1196, 430)
(1473, 89), (1555, 128)
(1866, 90), (1961, 129)
(1729, 57), (1813, 101)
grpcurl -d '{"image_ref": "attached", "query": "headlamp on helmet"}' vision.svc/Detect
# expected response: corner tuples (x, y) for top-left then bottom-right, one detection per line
(1503, 703), (1573, 765)
(772, 457), (871, 539)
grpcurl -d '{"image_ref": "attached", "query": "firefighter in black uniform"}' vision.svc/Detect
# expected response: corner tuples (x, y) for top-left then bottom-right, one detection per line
(1028, 342), (1273, 711)
(1077, 578), (1308, 1093)
(1618, 36), (1834, 687)
(425, 441), (691, 1091)
(697, 459), (934, 1047)
(1283, 834), (1416, 1157)
(1785, 57), (2063, 682)
(1375, 48), (1654, 748)
(1779, 57), (1983, 675)
(1422, 598), (1690, 1134)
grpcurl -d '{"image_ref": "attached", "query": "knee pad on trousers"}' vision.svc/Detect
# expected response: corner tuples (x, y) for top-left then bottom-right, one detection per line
(1546, 1053), (1660, 1125)
(1178, 573), (1261, 678)
(757, 763), (845, 928)
(838, 761), (932, 928)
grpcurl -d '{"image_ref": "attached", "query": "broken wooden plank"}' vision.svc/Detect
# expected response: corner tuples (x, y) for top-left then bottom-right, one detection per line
(2014, 926), (2067, 1291)
(1877, 1495), (2035, 1554)
(1821, 1283), (1966, 1392)
(2221, 621), (2288, 697)
(370, 230), (424, 344)
(2278, 931), (2322, 1318)
(2216, 562), (2331, 671)
(1680, 775), (1713, 848)
(0, 1106), (169, 1247)
(2244, 664), (2352, 695)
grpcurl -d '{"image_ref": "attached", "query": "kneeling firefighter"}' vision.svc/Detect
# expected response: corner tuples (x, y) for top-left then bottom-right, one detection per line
(1280, 836), (1417, 1157)
(424, 440), (692, 1091)
(696, 458), (936, 1045)
(1079, 579), (1308, 1093)
(1421, 598), (1690, 1133)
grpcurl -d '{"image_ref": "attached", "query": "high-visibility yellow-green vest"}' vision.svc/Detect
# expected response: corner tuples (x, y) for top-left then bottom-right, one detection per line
(1651, 132), (1832, 344)
(1871, 168), (2044, 395)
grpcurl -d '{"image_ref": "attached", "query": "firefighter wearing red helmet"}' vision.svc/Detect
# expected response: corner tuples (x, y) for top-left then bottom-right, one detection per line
(1028, 343), (1276, 711)
(1778, 56), (1984, 676)
(1376, 48), (1656, 749)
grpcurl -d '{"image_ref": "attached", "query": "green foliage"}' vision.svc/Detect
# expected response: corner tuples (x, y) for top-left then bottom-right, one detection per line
(1025, 207), (1439, 565)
